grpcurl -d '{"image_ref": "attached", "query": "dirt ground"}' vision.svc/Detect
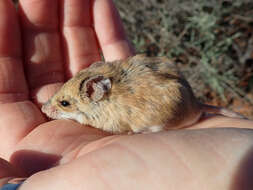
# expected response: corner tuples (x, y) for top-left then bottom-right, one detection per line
(115, 0), (253, 119)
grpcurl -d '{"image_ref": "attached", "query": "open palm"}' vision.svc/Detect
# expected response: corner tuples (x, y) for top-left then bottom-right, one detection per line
(0, 0), (134, 176)
(1, 1), (253, 189)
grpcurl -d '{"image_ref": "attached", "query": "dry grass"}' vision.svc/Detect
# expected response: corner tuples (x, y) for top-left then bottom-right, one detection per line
(115, 0), (253, 118)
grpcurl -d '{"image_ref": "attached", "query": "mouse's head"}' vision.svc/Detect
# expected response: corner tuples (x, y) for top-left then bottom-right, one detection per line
(41, 69), (112, 124)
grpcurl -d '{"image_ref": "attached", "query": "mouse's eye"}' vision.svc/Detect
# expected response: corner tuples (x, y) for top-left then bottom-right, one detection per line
(60, 100), (71, 107)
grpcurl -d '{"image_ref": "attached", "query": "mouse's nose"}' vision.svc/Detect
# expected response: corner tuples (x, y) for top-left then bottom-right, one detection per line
(41, 104), (48, 115)
(41, 102), (53, 114)
(41, 102), (60, 119)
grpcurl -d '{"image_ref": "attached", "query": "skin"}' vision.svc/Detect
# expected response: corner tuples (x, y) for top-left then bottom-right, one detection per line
(0, 0), (253, 189)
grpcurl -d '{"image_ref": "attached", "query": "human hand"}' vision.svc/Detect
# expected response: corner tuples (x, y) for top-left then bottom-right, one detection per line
(1, 0), (253, 189)
(1, 128), (253, 190)
(0, 0), (134, 175)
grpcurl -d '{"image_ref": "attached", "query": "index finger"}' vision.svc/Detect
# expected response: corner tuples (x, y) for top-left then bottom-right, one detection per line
(0, 0), (28, 104)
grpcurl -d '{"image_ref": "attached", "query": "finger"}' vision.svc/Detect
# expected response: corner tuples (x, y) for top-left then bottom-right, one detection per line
(19, 0), (64, 104)
(0, 101), (46, 160)
(60, 0), (101, 77)
(0, 0), (28, 103)
(0, 158), (19, 178)
(93, 0), (135, 61)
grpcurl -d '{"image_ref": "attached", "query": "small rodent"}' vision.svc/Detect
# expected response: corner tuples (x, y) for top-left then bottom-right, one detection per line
(41, 54), (245, 134)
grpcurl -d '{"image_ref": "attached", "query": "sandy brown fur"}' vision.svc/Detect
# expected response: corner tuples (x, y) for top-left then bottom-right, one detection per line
(42, 54), (243, 134)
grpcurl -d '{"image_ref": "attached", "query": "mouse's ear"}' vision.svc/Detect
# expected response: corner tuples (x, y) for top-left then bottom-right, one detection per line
(80, 75), (111, 102)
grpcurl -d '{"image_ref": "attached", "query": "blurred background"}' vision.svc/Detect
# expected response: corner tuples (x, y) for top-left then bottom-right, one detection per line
(114, 0), (253, 119)
(13, 0), (253, 119)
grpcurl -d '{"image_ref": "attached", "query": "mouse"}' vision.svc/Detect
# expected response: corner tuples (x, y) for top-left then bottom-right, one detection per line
(41, 54), (246, 134)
